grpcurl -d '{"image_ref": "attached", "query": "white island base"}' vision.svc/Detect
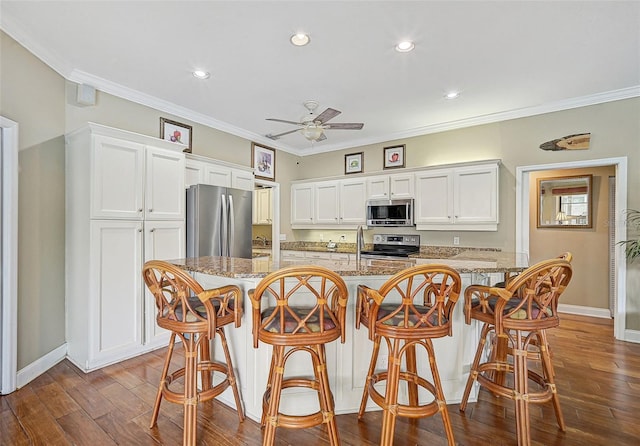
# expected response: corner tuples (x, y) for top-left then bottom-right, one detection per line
(194, 271), (495, 422)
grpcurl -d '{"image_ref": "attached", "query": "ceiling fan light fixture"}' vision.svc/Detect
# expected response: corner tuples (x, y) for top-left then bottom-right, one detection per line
(290, 33), (310, 46)
(395, 40), (415, 52)
(301, 125), (323, 141)
(445, 91), (460, 99)
(192, 70), (210, 79)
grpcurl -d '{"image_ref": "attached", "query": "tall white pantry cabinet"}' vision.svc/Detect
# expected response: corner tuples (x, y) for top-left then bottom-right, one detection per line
(65, 123), (186, 372)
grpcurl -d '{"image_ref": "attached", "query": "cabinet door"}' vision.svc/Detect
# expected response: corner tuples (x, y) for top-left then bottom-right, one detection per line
(144, 220), (186, 347)
(145, 146), (185, 220)
(389, 173), (414, 199)
(204, 164), (232, 187)
(454, 165), (498, 224)
(185, 158), (204, 187)
(232, 169), (255, 191)
(314, 181), (340, 225)
(89, 220), (143, 367)
(366, 176), (389, 200)
(291, 183), (315, 225)
(254, 188), (272, 224)
(340, 179), (367, 225)
(91, 135), (144, 219)
(414, 169), (454, 224)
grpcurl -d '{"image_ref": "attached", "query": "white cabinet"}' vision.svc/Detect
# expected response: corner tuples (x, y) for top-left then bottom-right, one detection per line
(291, 178), (366, 228)
(340, 178), (367, 225)
(366, 173), (414, 200)
(291, 183), (315, 225)
(66, 123), (186, 372)
(184, 155), (254, 191)
(415, 162), (499, 231)
(282, 250), (350, 261)
(253, 188), (272, 225)
(315, 180), (341, 225)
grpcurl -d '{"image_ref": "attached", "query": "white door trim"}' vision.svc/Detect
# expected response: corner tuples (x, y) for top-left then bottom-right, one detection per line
(1, 116), (19, 394)
(516, 157), (628, 341)
(254, 179), (281, 261)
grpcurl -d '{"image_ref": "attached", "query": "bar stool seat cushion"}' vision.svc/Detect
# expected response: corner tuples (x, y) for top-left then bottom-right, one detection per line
(163, 296), (235, 322)
(470, 296), (554, 320)
(377, 303), (447, 327)
(261, 306), (337, 333)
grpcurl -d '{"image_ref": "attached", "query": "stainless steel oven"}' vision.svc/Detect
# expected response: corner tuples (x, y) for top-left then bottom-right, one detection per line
(359, 234), (420, 259)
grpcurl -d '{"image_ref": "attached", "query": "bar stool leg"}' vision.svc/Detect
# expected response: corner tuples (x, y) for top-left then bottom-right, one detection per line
(513, 331), (531, 446)
(425, 338), (455, 445)
(150, 333), (176, 428)
(358, 335), (381, 419)
(460, 323), (492, 411)
(217, 327), (245, 422)
(406, 343), (419, 407)
(313, 344), (340, 446)
(261, 351), (278, 428)
(199, 336), (212, 391)
(380, 339), (401, 446)
(183, 334), (199, 446)
(538, 330), (565, 430)
(263, 345), (285, 446)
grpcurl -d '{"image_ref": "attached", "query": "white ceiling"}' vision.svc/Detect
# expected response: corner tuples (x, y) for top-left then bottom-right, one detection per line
(2, 1), (639, 156)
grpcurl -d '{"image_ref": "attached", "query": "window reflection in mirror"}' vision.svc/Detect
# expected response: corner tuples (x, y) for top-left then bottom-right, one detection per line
(537, 174), (593, 228)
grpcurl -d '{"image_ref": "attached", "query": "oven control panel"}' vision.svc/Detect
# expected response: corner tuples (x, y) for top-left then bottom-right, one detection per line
(372, 234), (420, 247)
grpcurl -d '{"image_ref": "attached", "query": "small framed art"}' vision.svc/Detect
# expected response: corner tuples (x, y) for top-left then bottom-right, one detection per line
(383, 144), (405, 169)
(252, 142), (276, 180)
(345, 152), (364, 174)
(160, 117), (192, 152)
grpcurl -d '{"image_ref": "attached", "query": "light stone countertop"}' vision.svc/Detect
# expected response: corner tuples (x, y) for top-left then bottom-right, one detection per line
(169, 250), (528, 279)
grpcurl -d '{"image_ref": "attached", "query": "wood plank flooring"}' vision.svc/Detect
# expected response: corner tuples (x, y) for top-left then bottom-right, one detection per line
(2, 314), (640, 445)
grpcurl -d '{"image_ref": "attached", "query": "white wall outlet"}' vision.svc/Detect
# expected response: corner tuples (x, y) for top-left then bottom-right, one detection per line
(340, 234), (346, 241)
(279, 234), (286, 241)
(453, 236), (460, 245)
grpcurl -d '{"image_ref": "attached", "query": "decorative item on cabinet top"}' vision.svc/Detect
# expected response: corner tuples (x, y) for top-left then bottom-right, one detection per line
(160, 117), (192, 152)
(383, 144), (405, 169)
(345, 152), (364, 174)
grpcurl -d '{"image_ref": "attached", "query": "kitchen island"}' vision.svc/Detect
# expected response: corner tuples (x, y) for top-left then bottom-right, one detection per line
(169, 253), (527, 422)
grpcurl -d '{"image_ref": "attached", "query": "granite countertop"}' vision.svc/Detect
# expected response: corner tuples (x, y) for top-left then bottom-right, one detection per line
(169, 250), (528, 279)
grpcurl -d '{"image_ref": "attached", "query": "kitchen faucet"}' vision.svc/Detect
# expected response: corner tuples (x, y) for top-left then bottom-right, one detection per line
(356, 225), (364, 263)
(256, 235), (268, 247)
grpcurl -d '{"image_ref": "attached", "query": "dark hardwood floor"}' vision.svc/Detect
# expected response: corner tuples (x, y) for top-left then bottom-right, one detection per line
(2, 313), (640, 445)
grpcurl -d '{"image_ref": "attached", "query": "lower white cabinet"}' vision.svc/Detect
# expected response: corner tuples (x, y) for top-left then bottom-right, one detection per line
(67, 219), (185, 372)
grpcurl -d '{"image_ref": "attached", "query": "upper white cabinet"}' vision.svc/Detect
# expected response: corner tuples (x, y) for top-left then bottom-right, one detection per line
(415, 162), (499, 231)
(90, 134), (184, 220)
(184, 154), (254, 191)
(291, 183), (315, 225)
(253, 187), (273, 225)
(366, 173), (414, 200)
(339, 178), (367, 225)
(314, 180), (341, 225)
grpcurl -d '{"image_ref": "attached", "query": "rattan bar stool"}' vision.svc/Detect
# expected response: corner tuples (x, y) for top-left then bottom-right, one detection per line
(248, 266), (349, 446)
(142, 260), (245, 446)
(356, 264), (462, 445)
(459, 256), (573, 446)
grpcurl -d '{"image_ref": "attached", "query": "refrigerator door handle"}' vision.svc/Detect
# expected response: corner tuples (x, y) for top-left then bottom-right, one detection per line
(228, 194), (235, 257)
(221, 194), (229, 256)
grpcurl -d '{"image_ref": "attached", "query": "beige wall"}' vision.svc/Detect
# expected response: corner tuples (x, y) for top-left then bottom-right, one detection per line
(1, 31), (66, 369)
(529, 166), (615, 309)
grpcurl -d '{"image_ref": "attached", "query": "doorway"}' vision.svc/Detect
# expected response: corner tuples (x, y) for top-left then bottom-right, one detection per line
(516, 157), (628, 341)
(253, 179), (280, 261)
(1, 116), (19, 394)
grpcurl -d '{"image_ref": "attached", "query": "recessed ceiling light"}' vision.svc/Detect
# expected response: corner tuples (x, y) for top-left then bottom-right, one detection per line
(192, 70), (210, 79)
(445, 91), (460, 99)
(290, 33), (310, 46)
(395, 40), (415, 52)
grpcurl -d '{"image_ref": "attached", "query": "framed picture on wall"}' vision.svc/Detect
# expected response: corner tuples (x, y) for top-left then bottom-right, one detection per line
(160, 117), (192, 152)
(383, 144), (405, 169)
(252, 142), (276, 180)
(345, 152), (364, 174)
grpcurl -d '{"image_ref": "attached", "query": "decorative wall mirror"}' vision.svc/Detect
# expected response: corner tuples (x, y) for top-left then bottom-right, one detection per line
(537, 174), (593, 228)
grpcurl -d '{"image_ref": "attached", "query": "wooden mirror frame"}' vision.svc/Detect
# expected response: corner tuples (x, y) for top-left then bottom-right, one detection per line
(537, 174), (593, 229)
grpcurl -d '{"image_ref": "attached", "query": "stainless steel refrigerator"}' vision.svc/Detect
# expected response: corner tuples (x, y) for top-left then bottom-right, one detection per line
(186, 184), (253, 259)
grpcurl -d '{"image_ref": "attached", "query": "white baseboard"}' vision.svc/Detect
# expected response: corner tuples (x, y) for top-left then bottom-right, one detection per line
(624, 329), (640, 344)
(558, 304), (611, 319)
(16, 343), (67, 389)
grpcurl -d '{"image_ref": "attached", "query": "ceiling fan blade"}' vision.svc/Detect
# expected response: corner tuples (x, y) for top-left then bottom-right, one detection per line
(325, 123), (364, 130)
(266, 128), (300, 140)
(266, 118), (303, 125)
(315, 108), (341, 124)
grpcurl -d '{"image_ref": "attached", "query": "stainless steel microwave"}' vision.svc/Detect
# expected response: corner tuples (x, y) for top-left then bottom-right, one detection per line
(366, 199), (414, 227)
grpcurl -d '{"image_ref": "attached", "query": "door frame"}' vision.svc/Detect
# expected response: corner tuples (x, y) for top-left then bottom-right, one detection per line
(516, 156), (628, 341)
(1, 116), (19, 394)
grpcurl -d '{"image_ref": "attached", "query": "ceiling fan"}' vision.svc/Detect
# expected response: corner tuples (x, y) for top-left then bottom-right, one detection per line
(266, 100), (364, 142)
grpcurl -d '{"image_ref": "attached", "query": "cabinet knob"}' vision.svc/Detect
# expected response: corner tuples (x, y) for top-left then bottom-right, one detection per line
(138, 208), (143, 212)
(150, 229), (155, 233)
(138, 229), (142, 233)
(148, 208), (153, 212)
